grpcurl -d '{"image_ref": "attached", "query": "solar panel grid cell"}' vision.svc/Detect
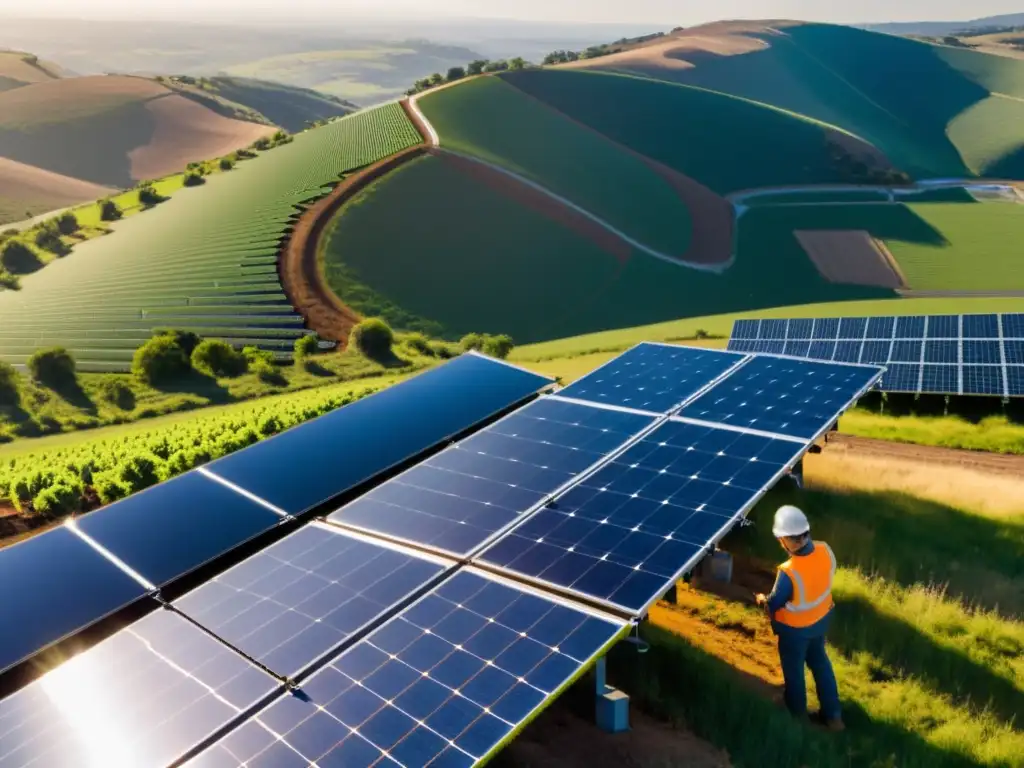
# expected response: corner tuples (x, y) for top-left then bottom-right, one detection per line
(328, 399), (654, 557)
(760, 320), (787, 340)
(890, 339), (923, 363)
(175, 525), (449, 677)
(1007, 366), (1024, 396)
(732, 319), (759, 340)
(962, 340), (1002, 365)
(895, 316), (926, 338)
(881, 364), (921, 393)
(812, 318), (840, 340)
(963, 314), (1000, 339)
(837, 317), (868, 339)
(784, 340), (812, 358)
(786, 319), (814, 340)
(926, 315), (959, 339)
(865, 316), (896, 339)
(962, 365), (1004, 396)
(924, 340), (958, 364)
(1006, 340), (1024, 365)
(1003, 314), (1024, 339)
(922, 365), (959, 394)
(185, 571), (625, 768)
(832, 341), (862, 363)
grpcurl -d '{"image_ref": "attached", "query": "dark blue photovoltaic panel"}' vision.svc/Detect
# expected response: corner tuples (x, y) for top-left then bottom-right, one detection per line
(922, 365), (958, 394)
(890, 339), (923, 363)
(175, 525), (448, 677)
(558, 343), (743, 414)
(860, 340), (892, 365)
(207, 353), (553, 515)
(784, 340), (811, 358)
(727, 338), (755, 353)
(787, 319), (813, 340)
(0, 610), (277, 768)
(963, 340), (1001, 365)
(185, 571), (624, 768)
(882, 364), (921, 393)
(754, 340), (786, 355)
(1007, 367), (1024, 396)
(732, 319), (759, 339)
(832, 341), (862, 363)
(924, 340), (958, 364)
(75, 471), (284, 587)
(812, 318), (840, 340)
(866, 316), (896, 339)
(1005, 340), (1024, 365)
(963, 314), (999, 339)
(330, 398), (653, 556)
(1004, 314), (1024, 339)
(838, 317), (868, 339)
(962, 366), (1004, 395)
(0, 526), (148, 675)
(480, 421), (805, 613)
(678, 356), (882, 439)
(761, 319), (787, 339)
(807, 340), (836, 361)
(926, 315), (959, 339)
(895, 316), (926, 338)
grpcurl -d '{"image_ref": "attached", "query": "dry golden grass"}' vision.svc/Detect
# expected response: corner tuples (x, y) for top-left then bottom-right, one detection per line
(805, 450), (1024, 519)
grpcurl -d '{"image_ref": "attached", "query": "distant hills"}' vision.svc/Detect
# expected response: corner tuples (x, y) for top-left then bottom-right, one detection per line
(862, 13), (1024, 37)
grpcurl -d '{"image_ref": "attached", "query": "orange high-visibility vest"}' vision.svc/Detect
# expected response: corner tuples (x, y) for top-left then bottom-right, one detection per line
(773, 541), (836, 628)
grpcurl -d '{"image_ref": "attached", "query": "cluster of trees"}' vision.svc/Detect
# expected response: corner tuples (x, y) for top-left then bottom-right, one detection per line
(252, 130), (292, 151)
(541, 46), (613, 65)
(131, 329), (286, 385)
(0, 347), (77, 410)
(828, 142), (912, 186)
(406, 58), (530, 96)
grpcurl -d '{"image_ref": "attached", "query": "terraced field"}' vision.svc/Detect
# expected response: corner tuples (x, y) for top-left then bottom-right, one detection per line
(0, 102), (422, 372)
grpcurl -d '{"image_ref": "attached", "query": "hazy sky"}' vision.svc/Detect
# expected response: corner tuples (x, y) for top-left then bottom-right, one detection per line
(1, 0), (1021, 25)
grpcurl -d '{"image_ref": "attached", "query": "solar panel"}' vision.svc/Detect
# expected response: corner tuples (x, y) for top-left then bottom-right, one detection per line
(557, 342), (745, 414)
(73, 470), (287, 588)
(0, 610), (278, 767)
(731, 319), (759, 340)
(329, 398), (654, 557)
(811, 318), (840, 340)
(678, 356), (883, 439)
(175, 524), (452, 678)
(1007, 366), (1024, 396)
(787, 318), (814, 340)
(184, 570), (626, 768)
(761, 319), (786, 339)
(0, 525), (149, 675)
(206, 353), (554, 515)
(728, 313), (1024, 397)
(479, 419), (807, 614)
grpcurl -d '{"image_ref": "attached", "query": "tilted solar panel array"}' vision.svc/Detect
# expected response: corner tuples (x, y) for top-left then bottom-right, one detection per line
(0, 344), (881, 767)
(728, 314), (1024, 397)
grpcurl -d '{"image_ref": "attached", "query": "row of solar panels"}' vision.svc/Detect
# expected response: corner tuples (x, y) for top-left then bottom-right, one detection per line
(729, 314), (1024, 397)
(0, 344), (884, 767)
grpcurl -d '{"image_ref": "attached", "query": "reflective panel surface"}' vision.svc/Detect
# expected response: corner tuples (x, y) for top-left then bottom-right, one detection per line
(558, 343), (744, 414)
(176, 525), (449, 677)
(185, 571), (624, 768)
(207, 354), (553, 514)
(330, 399), (653, 556)
(0, 526), (148, 674)
(75, 471), (285, 587)
(0, 610), (277, 768)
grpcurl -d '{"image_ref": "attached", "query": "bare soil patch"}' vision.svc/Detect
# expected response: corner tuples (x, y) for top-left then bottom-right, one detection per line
(0, 75), (168, 128)
(795, 229), (907, 289)
(128, 94), (274, 182)
(0, 157), (114, 210)
(827, 432), (1024, 480)
(0, 53), (59, 86)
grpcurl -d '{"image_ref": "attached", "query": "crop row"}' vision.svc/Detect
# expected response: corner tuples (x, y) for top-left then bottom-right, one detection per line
(0, 103), (422, 371)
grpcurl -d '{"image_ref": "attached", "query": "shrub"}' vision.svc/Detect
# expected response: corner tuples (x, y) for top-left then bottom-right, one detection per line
(431, 341), (458, 359)
(0, 240), (41, 273)
(138, 185), (163, 206)
(242, 346), (274, 366)
(482, 334), (514, 360)
(93, 471), (131, 504)
(132, 336), (190, 384)
(258, 414), (284, 436)
(272, 130), (288, 143)
(403, 333), (434, 356)
(447, 66), (466, 81)
(0, 362), (19, 406)
(695, 328), (710, 339)
(219, 157), (234, 171)
(183, 172), (205, 187)
(0, 271), (18, 290)
(154, 328), (201, 356)
(350, 318), (394, 360)
(56, 212), (79, 235)
(459, 333), (485, 352)
(27, 347), (76, 387)
(33, 225), (67, 255)
(294, 334), (320, 359)
(234, 148), (256, 160)
(100, 199), (122, 221)
(252, 136), (271, 151)
(253, 359), (286, 386)
(1, 228), (17, 237)
(33, 483), (79, 516)
(97, 378), (135, 410)
(117, 453), (163, 493)
(191, 339), (248, 377)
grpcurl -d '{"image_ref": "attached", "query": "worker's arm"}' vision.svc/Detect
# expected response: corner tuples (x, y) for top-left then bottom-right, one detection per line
(764, 570), (794, 615)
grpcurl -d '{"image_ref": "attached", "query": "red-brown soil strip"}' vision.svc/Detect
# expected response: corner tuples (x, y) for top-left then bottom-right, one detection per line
(828, 432), (1024, 476)
(279, 144), (428, 343)
(795, 229), (907, 289)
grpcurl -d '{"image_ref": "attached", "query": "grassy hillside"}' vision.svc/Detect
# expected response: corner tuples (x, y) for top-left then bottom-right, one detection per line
(0, 102), (422, 371)
(320, 153), (884, 344)
(418, 76), (693, 255)
(502, 68), (868, 194)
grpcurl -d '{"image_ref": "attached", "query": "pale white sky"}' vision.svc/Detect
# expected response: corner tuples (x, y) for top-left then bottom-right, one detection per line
(0, 0), (1021, 25)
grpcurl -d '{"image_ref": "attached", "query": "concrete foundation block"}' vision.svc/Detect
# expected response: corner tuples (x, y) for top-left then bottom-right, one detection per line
(596, 688), (631, 733)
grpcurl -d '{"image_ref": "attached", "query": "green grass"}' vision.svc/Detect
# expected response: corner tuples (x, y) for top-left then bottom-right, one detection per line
(0, 102), (422, 371)
(946, 94), (1024, 177)
(841, 410), (1024, 454)
(186, 76), (355, 133)
(419, 76), (692, 255)
(502, 68), (867, 195)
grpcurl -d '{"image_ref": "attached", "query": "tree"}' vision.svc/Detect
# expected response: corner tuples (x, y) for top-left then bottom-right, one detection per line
(413, 77), (432, 92)
(459, 333), (485, 352)
(219, 157), (234, 171)
(482, 334), (514, 360)
(56, 212), (79, 235)
(467, 59), (488, 75)
(484, 60), (509, 72)
(509, 57), (528, 70)
(183, 172), (205, 187)
(154, 329), (201, 357)
(138, 185), (164, 206)
(28, 347), (76, 388)
(0, 240), (41, 273)
(0, 361), (19, 406)
(34, 225), (67, 255)
(191, 339), (248, 378)
(132, 336), (190, 384)
(100, 199), (122, 221)
(252, 136), (271, 151)
(350, 318), (394, 360)
(428, 72), (444, 86)
(446, 66), (466, 81)
(294, 334), (319, 359)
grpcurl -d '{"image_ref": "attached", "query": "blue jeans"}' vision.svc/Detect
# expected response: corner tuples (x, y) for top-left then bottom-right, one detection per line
(777, 631), (841, 721)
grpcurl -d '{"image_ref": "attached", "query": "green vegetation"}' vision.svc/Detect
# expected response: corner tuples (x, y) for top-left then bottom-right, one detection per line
(26, 347), (76, 388)
(419, 76), (692, 254)
(131, 335), (190, 384)
(350, 318), (394, 361)
(841, 410), (1024, 454)
(460, 332), (515, 359)
(502, 68), (871, 194)
(190, 339), (248, 378)
(0, 102), (422, 371)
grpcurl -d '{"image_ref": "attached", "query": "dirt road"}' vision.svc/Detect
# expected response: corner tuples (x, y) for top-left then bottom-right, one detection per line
(828, 432), (1024, 476)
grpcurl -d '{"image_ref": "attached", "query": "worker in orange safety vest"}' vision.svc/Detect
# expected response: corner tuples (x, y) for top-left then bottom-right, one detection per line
(756, 505), (844, 731)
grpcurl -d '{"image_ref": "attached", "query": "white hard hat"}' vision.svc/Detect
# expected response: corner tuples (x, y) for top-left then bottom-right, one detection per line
(773, 505), (810, 538)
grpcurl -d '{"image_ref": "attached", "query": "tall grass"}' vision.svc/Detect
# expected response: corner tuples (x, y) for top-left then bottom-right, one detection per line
(841, 410), (1024, 455)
